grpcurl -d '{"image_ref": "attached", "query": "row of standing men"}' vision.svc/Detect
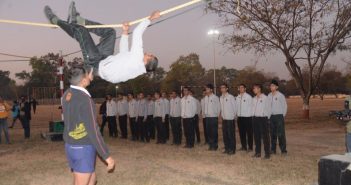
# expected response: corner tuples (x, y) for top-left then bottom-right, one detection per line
(99, 80), (287, 159)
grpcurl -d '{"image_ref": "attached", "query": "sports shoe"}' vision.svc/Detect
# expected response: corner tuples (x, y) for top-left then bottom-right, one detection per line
(67, 1), (79, 24)
(44, 6), (59, 25)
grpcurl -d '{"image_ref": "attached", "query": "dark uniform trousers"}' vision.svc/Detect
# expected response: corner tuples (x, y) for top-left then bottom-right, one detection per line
(155, 117), (166, 144)
(237, 117), (253, 150)
(129, 117), (137, 140)
(107, 116), (117, 137)
(100, 115), (107, 136)
(222, 119), (236, 152)
(270, 114), (287, 153)
(183, 117), (195, 147)
(170, 117), (182, 145)
(253, 117), (270, 156)
(206, 117), (218, 150)
(203, 117), (209, 144)
(165, 114), (170, 140)
(147, 115), (155, 139)
(119, 114), (128, 139)
(194, 114), (201, 143)
(138, 116), (149, 142)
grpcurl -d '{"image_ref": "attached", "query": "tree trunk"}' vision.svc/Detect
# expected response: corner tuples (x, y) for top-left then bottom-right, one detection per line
(302, 97), (310, 119)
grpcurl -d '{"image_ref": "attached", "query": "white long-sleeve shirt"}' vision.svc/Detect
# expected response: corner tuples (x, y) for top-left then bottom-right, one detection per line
(236, 92), (253, 117)
(181, 95), (197, 118)
(267, 91), (287, 117)
(163, 98), (170, 115)
(98, 20), (151, 83)
(128, 99), (138, 118)
(220, 93), (237, 120)
(147, 100), (154, 116)
(170, 97), (181, 117)
(106, 100), (117, 116)
(117, 98), (128, 116)
(154, 99), (166, 120)
(137, 99), (148, 119)
(252, 94), (271, 118)
(204, 94), (220, 118)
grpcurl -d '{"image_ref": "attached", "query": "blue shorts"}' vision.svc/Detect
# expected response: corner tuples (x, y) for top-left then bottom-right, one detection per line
(65, 143), (96, 173)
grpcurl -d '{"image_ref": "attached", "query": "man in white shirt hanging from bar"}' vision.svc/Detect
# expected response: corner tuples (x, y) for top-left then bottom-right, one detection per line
(44, 3), (160, 83)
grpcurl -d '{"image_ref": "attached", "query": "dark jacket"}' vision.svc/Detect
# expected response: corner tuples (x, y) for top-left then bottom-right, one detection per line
(99, 101), (107, 115)
(21, 101), (31, 120)
(62, 88), (110, 160)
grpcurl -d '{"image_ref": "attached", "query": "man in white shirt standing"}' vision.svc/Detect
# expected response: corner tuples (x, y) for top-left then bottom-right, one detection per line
(220, 84), (237, 155)
(44, 5), (160, 83)
(181, 87), (197, 148)
(204, 84), (221, 151)
(106, 95), (117, 138)
(137, 92), (148, 142)
(268, 80), (288, 155)
(128, 93), (138, 141)
(190, 90), (201, 144)
(252, 84), (271, 159)
(154, 92), (166, 144)
(170, 91), (182, 145)
(236, 84), (254, 152)
(162, 92), (170, 141)
(117, 93), (128, 139)
(200, 89), (209, 144)
(146, 94), (155, 140)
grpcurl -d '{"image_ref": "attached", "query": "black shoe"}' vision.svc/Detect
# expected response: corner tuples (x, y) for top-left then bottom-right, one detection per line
(264, 155), (270, 159)
(247, 149), (253, 153)
(67, 1), (79, 24)
(44, 6), (59, 25)
(239, 147), (247, 151)
(227, 151), (235, 155)
(252, 153), (261, 158)
(271, 150), (276, 155)
(281, 151), (288, 156)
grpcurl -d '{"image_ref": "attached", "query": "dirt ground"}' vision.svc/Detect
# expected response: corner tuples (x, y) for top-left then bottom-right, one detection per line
(0, 98), (346, 185)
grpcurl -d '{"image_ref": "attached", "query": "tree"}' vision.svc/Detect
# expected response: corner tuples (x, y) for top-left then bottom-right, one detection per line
(161, 53), (205, 93)
(316, 65), (346, 99)
(0, 70), (17, 99)
(203, 66), (239, 94)
(209, 0), (351, 118)
(233, 66), (269, 95)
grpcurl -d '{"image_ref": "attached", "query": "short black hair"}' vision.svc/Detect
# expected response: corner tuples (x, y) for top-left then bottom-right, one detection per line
(239, 84), (247, 88)
(145, 56), (158, 72)
(206, 83), (214, 90)
(220, 83), (228, 88)
(69, 65), (91, 85)
(253, 83), (263, 90)
(154, 91), (161, 96)
(183, 86), (191, 91)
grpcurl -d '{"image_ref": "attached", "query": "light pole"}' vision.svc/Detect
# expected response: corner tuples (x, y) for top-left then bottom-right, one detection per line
(207, 29), (219, 95)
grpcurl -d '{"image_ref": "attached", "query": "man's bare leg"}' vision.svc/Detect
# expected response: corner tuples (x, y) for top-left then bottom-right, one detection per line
(73, 172), (92, 185)
(88, 172), (97, 185)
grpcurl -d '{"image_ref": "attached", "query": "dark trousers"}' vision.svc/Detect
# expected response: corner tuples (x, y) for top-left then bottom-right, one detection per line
(155, 117), (166, 143)
(138, 116), (149, 142)
(183, 117), (195, 147)
(57, 19), (116, 69)
(0, 118), (10, 144)
(147, 115), (155, 139)
(100, 115), (107, 136)
(222, 120), (236, 152)
(129, 117), (137, 140)
(206, 117), (218, 149)
(107, 116), (117, 137)
(194, 114), (201, 143)
(203, 118), (209, 144)
(165, 114), (170, 140)
(253, 117), (270, 156)
(20, 117), (30, 138)
(237, 117), (253, 150)
(119, 115), (128, 138)
(270, 114), (287, 153)
(170, 117), (182, 144)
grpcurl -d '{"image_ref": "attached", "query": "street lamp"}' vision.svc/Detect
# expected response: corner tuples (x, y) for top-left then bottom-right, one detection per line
(207, 29), (219, 95)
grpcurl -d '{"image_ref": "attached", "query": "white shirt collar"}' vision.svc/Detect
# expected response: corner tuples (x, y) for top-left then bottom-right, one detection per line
(70, 85), (91, 97)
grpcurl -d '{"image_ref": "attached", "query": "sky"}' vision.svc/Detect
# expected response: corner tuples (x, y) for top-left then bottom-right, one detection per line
(0, 0), (350, 82)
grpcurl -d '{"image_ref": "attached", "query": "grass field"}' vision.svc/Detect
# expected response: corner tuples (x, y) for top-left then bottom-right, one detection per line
(0, 98), (346, 185)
